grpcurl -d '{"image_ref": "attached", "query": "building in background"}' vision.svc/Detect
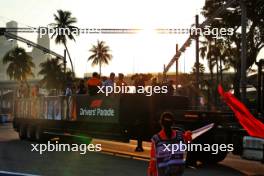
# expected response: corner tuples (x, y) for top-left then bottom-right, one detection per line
(0, 21), (18, 80)
(0, 21), (50, 81)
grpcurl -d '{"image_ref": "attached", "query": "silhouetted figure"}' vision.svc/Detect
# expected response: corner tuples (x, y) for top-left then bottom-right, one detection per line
(87, 72), (102, 96)
(101, 76), (108, 85)
(167, 80), (174, 96)
(65, 83), (73, 120)
(31, 84), (39, 97)
(116, 73), (127, 86)
(103, 72), (115, 87)
(77, 79), (86, 94)
(151, 78), (159, 87)
(134, 74), (145, 94)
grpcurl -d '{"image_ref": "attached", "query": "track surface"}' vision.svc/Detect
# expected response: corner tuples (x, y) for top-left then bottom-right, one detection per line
(0, 123), (263, 176)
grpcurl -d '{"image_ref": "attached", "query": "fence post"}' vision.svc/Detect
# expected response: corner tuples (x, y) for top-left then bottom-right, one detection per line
(261, 144), (264, 164)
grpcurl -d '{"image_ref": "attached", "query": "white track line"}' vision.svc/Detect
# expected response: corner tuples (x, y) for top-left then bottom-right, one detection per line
(0, 171), (39, 176)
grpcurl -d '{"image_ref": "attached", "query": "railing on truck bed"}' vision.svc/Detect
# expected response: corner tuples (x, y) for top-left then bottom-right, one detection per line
(15, 96), (69, 120)
(13, 94), (190, 141)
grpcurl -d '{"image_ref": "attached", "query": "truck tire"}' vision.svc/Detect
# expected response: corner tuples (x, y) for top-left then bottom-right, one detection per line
(19, 125), (26, 140)
(35, 126), (45, 142)
(199, 151), (228, 164)
(26, 125), (36, 141)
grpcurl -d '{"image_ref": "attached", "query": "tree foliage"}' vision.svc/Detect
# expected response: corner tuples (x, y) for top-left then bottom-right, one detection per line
(51, 9), (78, 74)
(88, 40), (112, 75)
(202, 0), (264, 96)
(2, 47), (35, 82)
(39, 57), (73, 90)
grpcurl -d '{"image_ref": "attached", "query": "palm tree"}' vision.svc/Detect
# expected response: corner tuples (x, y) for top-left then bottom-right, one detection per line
(200, 38), (217, 83)
(192, 63), (205, 76)
(2, 47), (35, 83)
(38, 57), (64, 90)
(51, 9), (78, 74)
(201, 38), (236, 106)
(88, 40), (112, 75)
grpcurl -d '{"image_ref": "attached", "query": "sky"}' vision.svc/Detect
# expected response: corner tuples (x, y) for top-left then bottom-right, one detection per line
(0, 0), (233, 77)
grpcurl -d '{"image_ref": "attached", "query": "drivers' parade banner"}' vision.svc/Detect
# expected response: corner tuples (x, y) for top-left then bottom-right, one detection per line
(76, 95), (120, 123)
(218, 85), (264, 139)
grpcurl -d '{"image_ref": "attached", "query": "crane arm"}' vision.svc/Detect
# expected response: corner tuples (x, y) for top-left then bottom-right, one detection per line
(163, 0), (237, 74)
(0, 28), (64, 59)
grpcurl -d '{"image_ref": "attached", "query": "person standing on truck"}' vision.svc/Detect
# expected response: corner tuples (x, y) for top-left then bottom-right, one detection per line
(116, 73), (127, 86)
(65, 83), (73, 120)
(87, 72), (102, 96)
(148, 112), (192, 176)
(134, 73), (145, 93)
(65, 84), (72, 96)
(167, 80), (175, 96)
(101, 76), (108, 86)
(103, 72), (115, 87)
(77, 79), (86, 94)
(116, 73), (128, 94)
(31, 84), (39, 97)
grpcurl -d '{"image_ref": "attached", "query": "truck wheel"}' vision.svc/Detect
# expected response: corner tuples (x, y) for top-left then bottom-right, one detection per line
(199, 151), (228, 164)
(19, 125), (26, 140)
(35, 126), (45, 142)
(26, 125), (35, 141)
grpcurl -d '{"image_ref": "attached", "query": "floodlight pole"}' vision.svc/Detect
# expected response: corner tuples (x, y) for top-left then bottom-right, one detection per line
(175, 44), (179, 91)
(195, 14), (200, 107)
(63, 49), (67, 74)
(240, 0), (247, 103)
(63, 49), (67, 85)
(256, 60), (264, 113)
(163, 64), (167, 82)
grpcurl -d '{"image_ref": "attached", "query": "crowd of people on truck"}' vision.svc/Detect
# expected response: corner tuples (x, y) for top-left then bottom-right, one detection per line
(15, 72), (176, 98)
(68, 72), (175, 97)
(17, 82), (39, 98)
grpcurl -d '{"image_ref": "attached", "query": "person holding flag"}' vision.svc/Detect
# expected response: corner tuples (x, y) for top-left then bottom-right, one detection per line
(148, 112), (192, 176)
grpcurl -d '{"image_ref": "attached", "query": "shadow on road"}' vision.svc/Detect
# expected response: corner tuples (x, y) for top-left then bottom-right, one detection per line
(0, 139), (255, 176)
(185, 164), (245, 176)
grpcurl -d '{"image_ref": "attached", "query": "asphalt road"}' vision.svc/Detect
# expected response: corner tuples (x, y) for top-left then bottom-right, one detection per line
(0, 123), (263, 176)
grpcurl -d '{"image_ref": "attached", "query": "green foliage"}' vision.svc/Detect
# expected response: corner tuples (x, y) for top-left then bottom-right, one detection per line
(51, 9), (78, 44)
(192, 62), (205, 75)
(2, 47), (35, 82)
(202, 0), (264, 96)
(38, 57), (73, 90)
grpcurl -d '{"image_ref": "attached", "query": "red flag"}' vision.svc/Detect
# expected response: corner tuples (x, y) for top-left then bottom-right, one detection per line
(218, 85), (264, 139)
